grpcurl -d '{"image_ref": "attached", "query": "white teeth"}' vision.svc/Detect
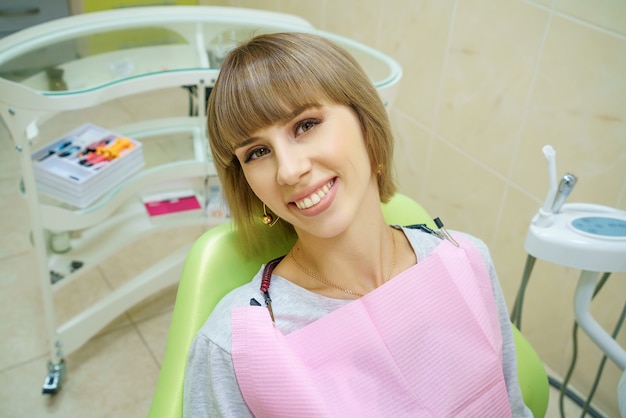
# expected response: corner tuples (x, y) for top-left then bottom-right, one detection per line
(295, 180), (334, 209)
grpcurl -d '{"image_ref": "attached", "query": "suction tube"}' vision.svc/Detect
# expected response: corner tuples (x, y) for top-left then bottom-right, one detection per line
(541, 145), (557, 213)
(534, 145), (557, 227)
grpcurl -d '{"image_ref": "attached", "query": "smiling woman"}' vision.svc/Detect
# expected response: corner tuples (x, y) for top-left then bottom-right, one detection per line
(207, 32), (396, 257)
(185, 32), (534, 417)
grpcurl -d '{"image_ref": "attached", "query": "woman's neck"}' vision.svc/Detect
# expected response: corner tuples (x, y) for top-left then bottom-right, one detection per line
(290, 213), (399, 297)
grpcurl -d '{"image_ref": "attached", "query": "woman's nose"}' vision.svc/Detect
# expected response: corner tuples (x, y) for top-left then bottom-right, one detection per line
(275, 143), (311, 186)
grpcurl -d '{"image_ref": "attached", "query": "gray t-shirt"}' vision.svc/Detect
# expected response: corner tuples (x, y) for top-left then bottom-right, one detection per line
(183, 227), (532, 417)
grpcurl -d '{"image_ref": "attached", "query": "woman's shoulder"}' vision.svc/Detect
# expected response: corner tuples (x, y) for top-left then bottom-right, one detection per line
(193, 262), (347, 353)
(195, 270), (265, 352)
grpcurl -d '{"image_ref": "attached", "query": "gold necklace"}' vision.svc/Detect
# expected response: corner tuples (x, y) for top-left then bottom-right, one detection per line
(289, 229), (397, 298)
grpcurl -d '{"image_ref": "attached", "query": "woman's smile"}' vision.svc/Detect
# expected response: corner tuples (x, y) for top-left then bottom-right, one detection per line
(294, 178), (336, 209)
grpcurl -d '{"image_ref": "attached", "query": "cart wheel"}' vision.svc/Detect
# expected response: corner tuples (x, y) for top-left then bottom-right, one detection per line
(42, 359), (65, 395)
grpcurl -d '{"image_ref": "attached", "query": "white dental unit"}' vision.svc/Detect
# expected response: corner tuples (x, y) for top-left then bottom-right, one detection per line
(512, 145), (626, 414)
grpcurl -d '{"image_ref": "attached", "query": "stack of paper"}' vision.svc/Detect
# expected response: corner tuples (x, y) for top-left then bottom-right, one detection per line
(31, 123), (144, 208)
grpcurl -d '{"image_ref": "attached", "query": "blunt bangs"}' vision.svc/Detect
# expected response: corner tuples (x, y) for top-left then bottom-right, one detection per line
(209, 33), (363, 165)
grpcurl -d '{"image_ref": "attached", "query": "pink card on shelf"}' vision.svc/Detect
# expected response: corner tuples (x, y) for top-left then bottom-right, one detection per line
(142, 192), (201, 217)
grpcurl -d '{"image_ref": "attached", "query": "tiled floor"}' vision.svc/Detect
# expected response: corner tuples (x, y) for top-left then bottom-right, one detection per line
(0, 90), (590, 417)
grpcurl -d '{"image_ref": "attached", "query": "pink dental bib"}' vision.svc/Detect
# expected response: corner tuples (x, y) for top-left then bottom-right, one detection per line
(231, 236), (512, 417)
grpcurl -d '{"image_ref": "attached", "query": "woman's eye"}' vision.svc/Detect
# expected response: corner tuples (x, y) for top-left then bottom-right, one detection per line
(245, 147), (270, 162)
(295, 118), (320, 136)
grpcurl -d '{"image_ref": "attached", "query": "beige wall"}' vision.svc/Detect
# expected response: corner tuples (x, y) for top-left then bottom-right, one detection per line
(200, 0), (626, 414)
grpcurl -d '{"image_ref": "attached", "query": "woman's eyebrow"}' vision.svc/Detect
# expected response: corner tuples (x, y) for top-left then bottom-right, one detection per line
(285, 103), (321, 120)
(267, 103), (321, 127)
(236, 136), (260, 149)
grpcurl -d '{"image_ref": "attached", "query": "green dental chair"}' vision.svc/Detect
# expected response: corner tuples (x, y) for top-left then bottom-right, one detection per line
(149, 193), (549, 417)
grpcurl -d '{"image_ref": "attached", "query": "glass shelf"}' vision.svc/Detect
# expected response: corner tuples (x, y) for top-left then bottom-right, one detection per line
(0, 6), (401, 97)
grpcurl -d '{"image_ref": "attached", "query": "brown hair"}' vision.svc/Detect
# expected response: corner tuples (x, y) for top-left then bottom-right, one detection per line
(207, 32), (396, 256)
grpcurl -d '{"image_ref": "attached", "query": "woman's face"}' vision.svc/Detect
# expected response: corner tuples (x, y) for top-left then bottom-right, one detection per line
(234, 103), (379, 239)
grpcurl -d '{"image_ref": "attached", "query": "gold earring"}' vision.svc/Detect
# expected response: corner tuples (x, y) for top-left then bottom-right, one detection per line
(262, 203), (279, 227)
(376, 164), (384, 175)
